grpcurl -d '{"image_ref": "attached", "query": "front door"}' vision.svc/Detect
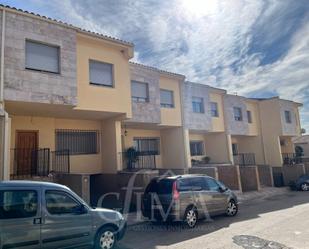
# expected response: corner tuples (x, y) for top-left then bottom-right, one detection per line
(16, 131), (38, 175)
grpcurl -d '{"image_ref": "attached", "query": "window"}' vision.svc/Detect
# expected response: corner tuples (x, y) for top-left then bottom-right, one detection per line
(233, 107), (243, 121)
(178, 179), (192, 192)
(190, 141), (204, 156)
(190, 177), (208, 190)
(56, 129), (99, 155)
(45, 191), (80, 215)
(232, 143), (238, 156)
(210, 102), (219, 117)
(89, 60), (113, 87)
(192, 97), (204, 113)
(285, 110), (292, 123)
(0, 190), (38, 219)
(133, 138), (160, 155)
(205, 178), (220, 191)
(247, 110), (252, 123)
(25, 40), (60, 73)
(160, 89), (174, 108)
(131, 81), (149, 102)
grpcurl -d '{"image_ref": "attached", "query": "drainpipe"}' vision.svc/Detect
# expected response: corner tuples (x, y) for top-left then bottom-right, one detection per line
(179, 79), (190, 173)
(0, 9), (9, 180)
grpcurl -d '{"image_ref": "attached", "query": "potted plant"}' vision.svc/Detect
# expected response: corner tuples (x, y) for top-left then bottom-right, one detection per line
(125, 147), (139, 169)
(202, 156), (211, 164)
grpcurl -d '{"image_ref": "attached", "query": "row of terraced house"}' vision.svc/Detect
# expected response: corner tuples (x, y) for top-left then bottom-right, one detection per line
(0, 6), (304, 204)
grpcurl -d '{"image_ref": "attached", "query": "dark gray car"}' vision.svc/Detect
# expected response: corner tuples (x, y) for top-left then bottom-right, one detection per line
(142, 174), (238, 228)
(0, 181), (126, 249)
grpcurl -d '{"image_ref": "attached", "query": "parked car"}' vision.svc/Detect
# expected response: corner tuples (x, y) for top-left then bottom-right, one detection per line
(0, 181), (126, 249)
(289, 175), (309, 191)
(142, 174), (238, 228)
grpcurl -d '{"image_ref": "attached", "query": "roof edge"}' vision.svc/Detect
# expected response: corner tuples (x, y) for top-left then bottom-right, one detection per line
(0, 4), (134, 48)
(129, 62), (185, 80)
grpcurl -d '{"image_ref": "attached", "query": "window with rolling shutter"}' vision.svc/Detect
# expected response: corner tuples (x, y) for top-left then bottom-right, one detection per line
(25, 40), (60, 73)
(131, 81), (149, 102)
(160, 89), (174, 108)
(89, 60), (114, 87)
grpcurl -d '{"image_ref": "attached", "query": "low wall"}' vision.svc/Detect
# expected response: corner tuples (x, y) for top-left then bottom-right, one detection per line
(257, 165), (273, 187)
(282, 164), (305, 185)
(90, 170), (158, 211)
(304, 162), (309, 175)
(158, 168), (186, 176)
(188, 167), (218, 179)
(216, 165), (242, 191)
(239, 166), (260, 192)
(55, 173), (90, 204)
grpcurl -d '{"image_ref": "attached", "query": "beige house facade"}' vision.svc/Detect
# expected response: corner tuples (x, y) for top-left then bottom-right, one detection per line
(0, 5), (303, 184)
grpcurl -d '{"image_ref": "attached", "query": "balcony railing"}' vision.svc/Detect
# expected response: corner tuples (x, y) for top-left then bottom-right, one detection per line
(282, 153), (303, 165)
(11, 148), (70, 179)
(123, 151), (157, 170)
(233, 153), (256, 166)
(51, 150), (70, 174)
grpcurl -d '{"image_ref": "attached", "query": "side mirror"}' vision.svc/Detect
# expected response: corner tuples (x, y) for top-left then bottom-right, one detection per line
(218, 186), (227, 193)
(73, 204), (87, 215)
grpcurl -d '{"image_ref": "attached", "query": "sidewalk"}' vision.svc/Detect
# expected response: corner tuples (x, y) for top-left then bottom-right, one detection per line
(236, 187), (290, 203)
(125, 187), (291, 226)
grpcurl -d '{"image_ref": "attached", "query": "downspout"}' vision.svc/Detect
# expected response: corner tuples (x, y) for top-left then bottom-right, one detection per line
(0, 9), (9, 180)
(0, 9), (5, 106)
(179, 79), (190, 173)
(257, 102), (267, 165)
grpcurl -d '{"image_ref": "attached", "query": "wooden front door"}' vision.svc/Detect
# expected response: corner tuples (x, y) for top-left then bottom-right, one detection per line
(16, 131), (38, 175)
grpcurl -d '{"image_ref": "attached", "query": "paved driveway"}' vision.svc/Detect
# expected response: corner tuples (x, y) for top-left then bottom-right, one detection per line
(117, 191), (309, 249)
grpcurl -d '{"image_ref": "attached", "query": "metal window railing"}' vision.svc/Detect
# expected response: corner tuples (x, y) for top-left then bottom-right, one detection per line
(123, 151), (156, 170)
(282, 153), (303, 165)
(233, 153), (256, 166)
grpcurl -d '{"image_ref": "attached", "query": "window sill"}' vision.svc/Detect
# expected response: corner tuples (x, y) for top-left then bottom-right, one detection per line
(90, 82), (114, 88)
(25, 67), (61, 75)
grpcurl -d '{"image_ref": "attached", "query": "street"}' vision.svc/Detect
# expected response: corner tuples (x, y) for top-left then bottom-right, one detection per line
(118, 191), (309, 249)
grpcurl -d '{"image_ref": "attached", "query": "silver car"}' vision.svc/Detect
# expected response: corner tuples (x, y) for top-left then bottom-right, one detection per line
(0, 181), (126, 249)
(142, 174), (238, 228)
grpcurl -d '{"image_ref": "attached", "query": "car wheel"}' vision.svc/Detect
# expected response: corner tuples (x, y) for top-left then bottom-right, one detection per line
(95, 226), (117, 249)
(226, 200), (238, 217)
(184, 206), (198, 228)
(300, 183), (309, 191)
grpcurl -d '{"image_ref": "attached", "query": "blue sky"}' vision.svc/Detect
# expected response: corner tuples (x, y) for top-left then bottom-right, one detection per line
(2, 0), (309, 132)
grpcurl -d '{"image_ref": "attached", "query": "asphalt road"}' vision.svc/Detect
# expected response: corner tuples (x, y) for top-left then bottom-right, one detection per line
(117, 191), (309, 249)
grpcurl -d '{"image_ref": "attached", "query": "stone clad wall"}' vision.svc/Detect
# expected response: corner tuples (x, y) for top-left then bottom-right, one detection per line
(223, 95), (249, 135)
(129, 64), (161, 123)
(182, 82), (212, 131)
(3, 11), (77, 105)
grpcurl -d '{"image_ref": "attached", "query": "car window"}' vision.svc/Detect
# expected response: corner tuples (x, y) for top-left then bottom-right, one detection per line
(0, 190), (38, 219)
(205, 178), (220, 191)
(190, 177), (208, 190)
(45, 190), (80, 215)
(217, 180), (228, 190)
(145, 179), (174, 195)
(178, 178), (192, 192)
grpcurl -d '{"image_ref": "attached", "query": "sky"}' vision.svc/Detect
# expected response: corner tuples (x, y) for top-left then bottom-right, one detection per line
(2, 0), (309, 132)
